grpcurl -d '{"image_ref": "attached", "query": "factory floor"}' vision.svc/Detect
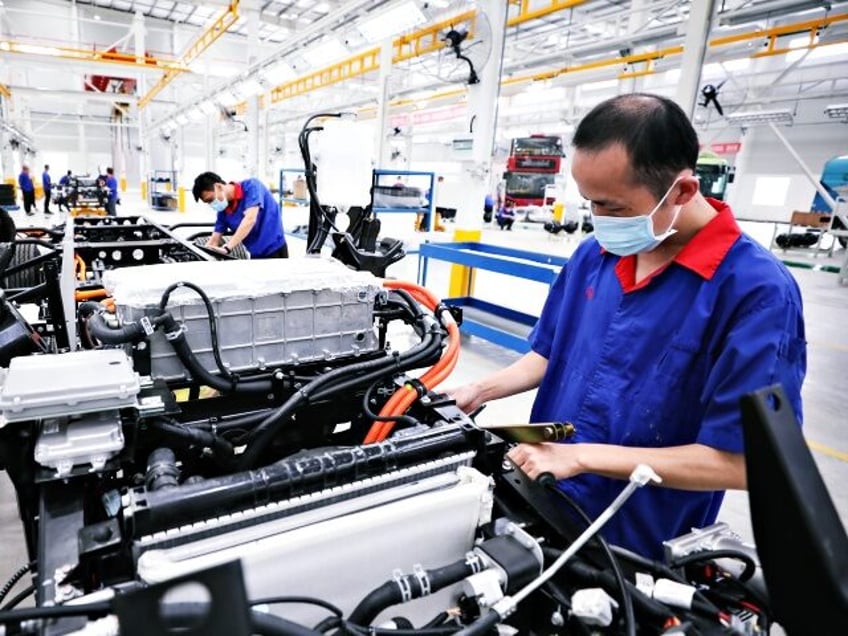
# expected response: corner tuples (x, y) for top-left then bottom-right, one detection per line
(1, 197), (845, 629)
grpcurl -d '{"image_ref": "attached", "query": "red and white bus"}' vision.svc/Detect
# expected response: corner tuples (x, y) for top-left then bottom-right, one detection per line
(503, 135), (564, 209)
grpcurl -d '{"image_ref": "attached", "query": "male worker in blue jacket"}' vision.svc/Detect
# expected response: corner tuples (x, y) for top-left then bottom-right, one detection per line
(192, 172), (287, 259)
(104, 167), (119, 217)
(450, 93), (806, 560)
(18, 164), (35, 216)
(41, 164), (53, 215)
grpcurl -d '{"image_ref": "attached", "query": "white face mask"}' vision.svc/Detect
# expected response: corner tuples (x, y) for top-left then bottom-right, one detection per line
(591, 177), (684, 256)
(208, 185), (227, 212)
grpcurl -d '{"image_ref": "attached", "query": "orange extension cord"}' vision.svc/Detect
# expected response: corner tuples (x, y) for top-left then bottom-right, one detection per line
(362, 280), (460, 444)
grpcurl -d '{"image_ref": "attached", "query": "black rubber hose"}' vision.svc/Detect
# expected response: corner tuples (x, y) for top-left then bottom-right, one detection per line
(310, 329), (441, 402)
(538, 477), (636, 636)
(0, 584), (34, 610)
(77, 301), (101, 349)
(362, 380), (419, 429)
(238, 325), (442, 468)
(151, 419), (234, 461)
(86, 310), (149, 345)
(0, 600), (111, 625)
(669, 549), (757, 582)
(250, 610), (322, 636)
(543, 549), (674, 623)
(159, 281), (234, 383)
(610, 545), (725, 617)
(163, 318), (273, 394)
(0, 562), (32, 606)
(347, 559), (476, 626)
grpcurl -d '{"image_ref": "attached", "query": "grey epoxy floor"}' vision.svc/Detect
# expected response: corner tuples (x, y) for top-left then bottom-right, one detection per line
(0, 200), (845, 626)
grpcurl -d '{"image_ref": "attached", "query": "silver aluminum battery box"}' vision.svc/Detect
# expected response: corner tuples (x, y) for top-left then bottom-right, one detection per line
(103, 257), (385, 382)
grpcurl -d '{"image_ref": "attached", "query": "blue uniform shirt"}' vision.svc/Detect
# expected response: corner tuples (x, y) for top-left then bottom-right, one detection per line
(529, 199), (806, 559)
(42, 171), (51, 191)
(18, 172), (34, 192)
(105, 175), (118, 203)
(214, 179), (285, 257)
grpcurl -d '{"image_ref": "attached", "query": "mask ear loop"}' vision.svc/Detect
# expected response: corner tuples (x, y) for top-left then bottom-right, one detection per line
(649, 176), (687, 238)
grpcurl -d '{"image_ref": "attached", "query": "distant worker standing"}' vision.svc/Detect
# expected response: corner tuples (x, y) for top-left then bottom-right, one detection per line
(192, 172), (288, 259)
(104, 167), (119, 217)
(58, 170), (72, 213)
(18, 164), (35, 216)
(42, 164), (53, 215)
(483, 193), (495, 223)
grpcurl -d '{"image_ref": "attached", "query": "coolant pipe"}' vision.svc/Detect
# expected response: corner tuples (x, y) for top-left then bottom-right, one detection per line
(348, 557), (481, 627)
(86, 309), (151, 345)
(126, 425), (472, 538)
(160, 317), (273, 395)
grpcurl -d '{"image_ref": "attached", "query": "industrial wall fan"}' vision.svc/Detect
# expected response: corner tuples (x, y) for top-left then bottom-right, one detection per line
(434, 8), (493, 85)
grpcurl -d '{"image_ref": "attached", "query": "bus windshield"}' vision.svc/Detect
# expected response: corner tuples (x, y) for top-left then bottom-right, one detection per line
(505, 173), (556, 199)
(511, 136), (563, 157)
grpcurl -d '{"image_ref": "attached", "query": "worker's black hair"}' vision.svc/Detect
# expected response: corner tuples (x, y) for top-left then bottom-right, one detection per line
(572, 93), (699, 199)
(106, 167), (114, 175)
(192, 171), (226, 202)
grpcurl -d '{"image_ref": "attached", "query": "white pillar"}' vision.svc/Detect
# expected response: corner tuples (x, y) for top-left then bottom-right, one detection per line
(674, 0), (717, 119)
(77, 105), (88, 172)
(132, 11), (148, 189)
(70, 1), (80, 46)
(374, 38), (394, 168)
(245, 1), (260, 178)
(455, 0), (508, 231)
(259, 106), (269, 182)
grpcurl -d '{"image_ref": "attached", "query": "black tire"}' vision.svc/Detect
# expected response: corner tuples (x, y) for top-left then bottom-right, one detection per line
(0, 208), (16, 242)
(2, 241), (46, 289)
(192, 235), (249, 259)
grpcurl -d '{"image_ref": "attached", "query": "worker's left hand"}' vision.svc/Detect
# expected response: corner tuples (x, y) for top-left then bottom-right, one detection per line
(507, 442), (583, 481)
(207, 245), (227, 254)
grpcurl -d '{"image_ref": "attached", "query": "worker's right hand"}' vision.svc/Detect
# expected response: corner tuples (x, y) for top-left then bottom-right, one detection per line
(446, 383), (485, 415)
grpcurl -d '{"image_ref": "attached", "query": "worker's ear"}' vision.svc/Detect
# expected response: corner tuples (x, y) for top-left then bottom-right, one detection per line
(670, 175), (700, 206)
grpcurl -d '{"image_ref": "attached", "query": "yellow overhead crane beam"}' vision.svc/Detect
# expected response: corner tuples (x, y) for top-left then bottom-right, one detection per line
(507, 0), (587, 26)
(0, 83), (10, 99)
(0, 40), (182, 71)
(269, 1), (588, 104)
(504, 12), (848, 86)
(138, 0), (240, 109)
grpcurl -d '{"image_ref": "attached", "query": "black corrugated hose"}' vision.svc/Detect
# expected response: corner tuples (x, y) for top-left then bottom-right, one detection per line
(347, 558), (477, 627)
(0, 562), (33, 606)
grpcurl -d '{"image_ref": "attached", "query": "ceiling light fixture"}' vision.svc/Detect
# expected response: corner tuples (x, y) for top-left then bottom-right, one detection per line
(824, 103), (848, 122)
(357, 0), (426, 43)
(725, 109), (794, 126)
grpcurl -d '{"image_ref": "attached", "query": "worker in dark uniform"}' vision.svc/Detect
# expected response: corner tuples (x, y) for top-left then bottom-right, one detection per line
(18, 165), (35, 216)
(58, 170), (72, 213)
(41, 165), (53, 215)
(104, 167), (119, 216)
(192, 172), (288, 259)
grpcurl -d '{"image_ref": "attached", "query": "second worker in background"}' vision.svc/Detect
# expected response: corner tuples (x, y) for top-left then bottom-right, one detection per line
(192, 172), (288, 259)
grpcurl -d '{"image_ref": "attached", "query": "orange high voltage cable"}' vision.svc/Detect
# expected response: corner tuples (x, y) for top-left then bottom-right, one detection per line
(363, 280), (460, 444)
